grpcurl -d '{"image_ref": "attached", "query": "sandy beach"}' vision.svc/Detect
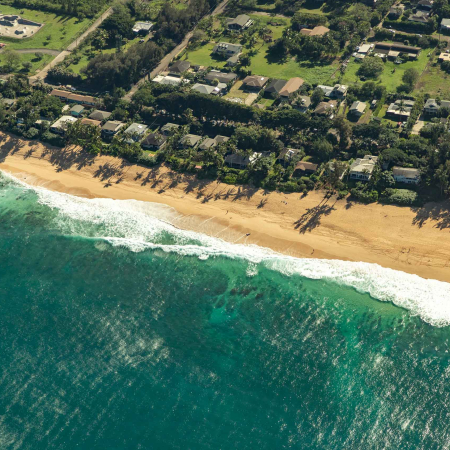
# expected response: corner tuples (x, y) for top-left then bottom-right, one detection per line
(1, 131), (450, 282)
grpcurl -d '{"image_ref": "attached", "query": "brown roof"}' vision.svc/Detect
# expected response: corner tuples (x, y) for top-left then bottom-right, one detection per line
(50, 89), (71, 98)
(314, 100), (337, 115)
(294, 161), (318, 172)
(80, 118), (102, 127)
(279, 77), (304, 96)
(243, 75), (269, 88)
(300, 26), (329, 36)
(50, 89), (97, 104)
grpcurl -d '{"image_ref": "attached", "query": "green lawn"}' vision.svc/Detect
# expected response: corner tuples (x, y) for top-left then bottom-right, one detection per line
(414, 60), (450, 98)
(341, 50), (433, 92)
(185, 43), (227, 68)
(0, 5), (91, 50)
(0, 51), (53, 74)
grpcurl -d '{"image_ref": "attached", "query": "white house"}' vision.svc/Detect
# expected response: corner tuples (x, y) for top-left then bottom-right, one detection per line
(393, 167), (420, 184)
(349, 155), (378, 181)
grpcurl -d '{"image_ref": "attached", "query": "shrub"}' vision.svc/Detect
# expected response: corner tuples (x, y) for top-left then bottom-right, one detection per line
(350, 187), (379, 203)
(223, 174), (238, 184)
(23, 127), (39, 140)
(380, 188), (419, 205)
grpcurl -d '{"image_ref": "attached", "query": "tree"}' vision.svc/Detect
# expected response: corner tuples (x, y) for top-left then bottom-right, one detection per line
(333, 117), (352, 149)
(311, 87), (324, 106)
(22, 61), (32, 73)
(239, 54), (251, 68)
(312, 138), (333, 161)
(357, 56), (384, 79)
(402, 68), (419, 89)
(3, 49), (20, 73)
(34, 52), (44, 61)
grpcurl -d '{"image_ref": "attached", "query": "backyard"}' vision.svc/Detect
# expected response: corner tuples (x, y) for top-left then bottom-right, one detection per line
(341, 49), (433, 92)
(414, 59), (450, 99)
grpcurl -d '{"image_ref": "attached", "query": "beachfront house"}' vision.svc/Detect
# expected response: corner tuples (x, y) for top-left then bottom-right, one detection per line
(227, 14), (253, 31)
(124, 123), (148, 143)
(293, 161), (318, 177)
(225, 152), (260, 169)
(50, 115), (77, 134)
(141, 133), (167, 151)
(80, 118), (102, 128)
(102, 120), (125, 139)
(276, 148), (302, 167)
(179, 134), (202, 149)
(393, 167), (421, 184)
(349, 155), (378, 181)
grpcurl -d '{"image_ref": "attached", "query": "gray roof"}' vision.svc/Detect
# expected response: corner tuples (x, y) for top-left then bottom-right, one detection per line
(180, 134), (202, 147)
(192, 83), (216, 95)
(169, 60), (191, 74)
(214, 135), (229, 144)
(161, 123), (180, 133)
(89, 110), (111, 121)
(204, 71), (237, 84)
(125, 123), (148, 135)
(141, 133), (167, 147)
(133, 21), (153, 31)
(442, 18), (450, 26)
(213, 42), (242, 54)
(70, 104), (84, 112)
(102, 120), (124, 132)
(229, 14), (251, 27)
(349, 101), (366, 113)
(199, 137), (216, 150)
(265, 79), (287, 94)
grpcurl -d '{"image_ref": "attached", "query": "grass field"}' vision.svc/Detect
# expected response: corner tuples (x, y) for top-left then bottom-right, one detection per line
(0, 5), (92, 73)
(414, 59), (450, 98)
(341, 50), (433, 92)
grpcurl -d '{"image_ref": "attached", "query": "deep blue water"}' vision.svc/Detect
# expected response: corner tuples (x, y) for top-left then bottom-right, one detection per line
(1, 174), (450, 449)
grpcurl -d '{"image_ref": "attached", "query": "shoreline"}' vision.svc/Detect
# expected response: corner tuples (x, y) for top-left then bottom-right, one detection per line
(1, 132), (450, 283)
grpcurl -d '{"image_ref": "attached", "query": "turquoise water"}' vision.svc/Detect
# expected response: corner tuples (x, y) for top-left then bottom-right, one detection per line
(1, 173), (450, 449)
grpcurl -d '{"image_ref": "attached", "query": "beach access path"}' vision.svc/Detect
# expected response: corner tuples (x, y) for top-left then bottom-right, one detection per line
(1, 131), (450, 283)
(123, 0), (229, 101)
(29, 7), (113, 85)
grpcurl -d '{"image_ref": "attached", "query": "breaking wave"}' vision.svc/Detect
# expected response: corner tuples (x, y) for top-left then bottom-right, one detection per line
(4, 170), (450, 327)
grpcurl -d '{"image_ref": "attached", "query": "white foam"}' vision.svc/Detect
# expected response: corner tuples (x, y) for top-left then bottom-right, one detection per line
(4, 170), (450, 327)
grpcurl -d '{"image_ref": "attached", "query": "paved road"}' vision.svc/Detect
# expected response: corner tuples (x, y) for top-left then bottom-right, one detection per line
(123, 0), (229, 101)
(29, 7), (113, 84)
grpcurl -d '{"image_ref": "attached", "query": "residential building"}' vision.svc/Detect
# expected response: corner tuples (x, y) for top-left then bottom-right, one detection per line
(192, 83), (216, 95)
(179, 134), (202, 149)
(152, 75), (182, 86)
(313, 100), (337, 117)
(408, 10), (430, 24)
(70, 104), (84, 117)
(227, 14), (253, 31)
(349, 101), (367, 117)
(417, 0), (433, 11)
(132, 21), (153, 34)
(357, 43), (372, 56)
(50, 89), (97, 106)
(198, 137), (217, 151)
(438, 52), (450, 62)
(80, 118), (101, 128)
(226, 54), (240, 66)
(141, 133), (167, 150)
(50, 115), (77, 134)
(441, 18), (450, 31)
(276, 148), (301, 167)
(242, 75), (269, 90)
(161, 123), (180, 136)
(388, 5), (404, 19)
(89, 110), (111, 122)
(169, 60), (191, 75)
(204, 71), (237, 84)
(393, 166), (421, 184)
(225, 152), (260, 169)
(101, 120), (125, 138)
(300, 26), (330, 36)
(386, 99), (415, 120)
(292, 96), (311, 113)
(214, 135), (230, 145)
(124, 123), (148, 142)
(374, 42), (421, 60)
(349, 155), (378, 181)
(212, 42), (243, 58)
(279, 77), (304, 99)
(423, 98), (450, 115)
(293, 161), (318, 177)
(264, 79), (287, 97)
(317, 84), (348, 99)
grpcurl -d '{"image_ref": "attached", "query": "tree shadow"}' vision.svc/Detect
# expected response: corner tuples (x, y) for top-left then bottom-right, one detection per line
(93, 162), (123, 181)
(257, 198), (268, 208)
(411, 202), (450, 230)
(294, 196), (337, 233)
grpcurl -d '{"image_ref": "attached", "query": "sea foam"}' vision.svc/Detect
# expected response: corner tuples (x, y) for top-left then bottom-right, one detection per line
(4, 171), (450, 327)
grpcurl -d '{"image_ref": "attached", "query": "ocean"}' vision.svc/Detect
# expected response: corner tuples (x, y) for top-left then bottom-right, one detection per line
(1, 171), (450, 449)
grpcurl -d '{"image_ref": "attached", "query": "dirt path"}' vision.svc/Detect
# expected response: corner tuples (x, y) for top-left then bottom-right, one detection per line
(0, 48), (60, 55)
(29, 7), (113, 84)
(123, 0), (229, 101)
